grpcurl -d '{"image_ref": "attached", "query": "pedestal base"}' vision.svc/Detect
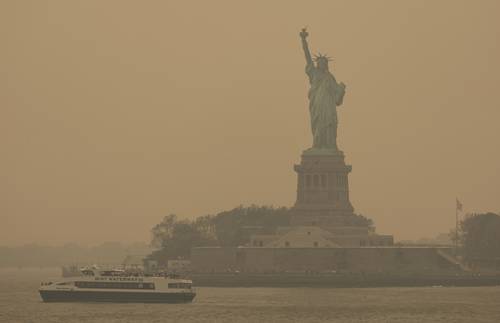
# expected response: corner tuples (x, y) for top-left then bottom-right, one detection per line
(293, 148), (353, 217)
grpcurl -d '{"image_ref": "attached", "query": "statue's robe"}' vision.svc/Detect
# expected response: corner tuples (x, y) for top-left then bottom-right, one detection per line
(306, 63), (345, 150)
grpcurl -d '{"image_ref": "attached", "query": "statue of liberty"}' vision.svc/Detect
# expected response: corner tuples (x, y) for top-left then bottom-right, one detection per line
(300, 28), (346, 151)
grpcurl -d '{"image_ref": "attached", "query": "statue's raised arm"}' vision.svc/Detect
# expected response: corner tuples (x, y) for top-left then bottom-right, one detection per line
(300, 28), (313, 66)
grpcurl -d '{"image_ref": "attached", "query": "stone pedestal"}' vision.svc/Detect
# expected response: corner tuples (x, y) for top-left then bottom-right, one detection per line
(291, 148), (355, 227)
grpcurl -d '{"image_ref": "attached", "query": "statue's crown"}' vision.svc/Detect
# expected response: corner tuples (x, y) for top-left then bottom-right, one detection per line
(313, 52), (332, 62)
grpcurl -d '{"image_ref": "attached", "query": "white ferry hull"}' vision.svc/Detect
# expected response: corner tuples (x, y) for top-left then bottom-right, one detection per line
(39, 290), (196, 303)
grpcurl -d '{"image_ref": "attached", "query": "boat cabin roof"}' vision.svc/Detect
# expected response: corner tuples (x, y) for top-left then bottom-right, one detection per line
(81, 268), (126, 277)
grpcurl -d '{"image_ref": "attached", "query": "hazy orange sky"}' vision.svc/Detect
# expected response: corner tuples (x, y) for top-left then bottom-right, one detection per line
(2, 0), (499, 245)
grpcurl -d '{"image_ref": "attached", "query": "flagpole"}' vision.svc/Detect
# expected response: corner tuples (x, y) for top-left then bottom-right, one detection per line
(455, 202), (458, 256)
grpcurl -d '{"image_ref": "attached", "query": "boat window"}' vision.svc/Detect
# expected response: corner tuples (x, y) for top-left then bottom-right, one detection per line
(168, 283), (192, 289)
(100, 270), (125, 277)
(75, 281), (155, 289)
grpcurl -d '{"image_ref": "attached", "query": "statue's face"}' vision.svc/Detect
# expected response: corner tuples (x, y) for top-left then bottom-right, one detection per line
(316, 58), (329, 71)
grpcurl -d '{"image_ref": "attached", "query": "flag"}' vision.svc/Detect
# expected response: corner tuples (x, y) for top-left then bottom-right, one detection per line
(456, 198), (463, 211)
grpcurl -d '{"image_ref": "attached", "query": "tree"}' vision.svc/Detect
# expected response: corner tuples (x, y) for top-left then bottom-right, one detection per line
(147, 206), (292, 264)
(147, 214), (217, 265)
(212, 205), (291, 246)
(150, 214), (177, 248)
(352, 213), (373, 227)
(460, 212), (500, 265)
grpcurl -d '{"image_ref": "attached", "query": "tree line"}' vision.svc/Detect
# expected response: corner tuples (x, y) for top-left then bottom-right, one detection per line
(146, 205), (373, 264)
(458, 212), (500, 268)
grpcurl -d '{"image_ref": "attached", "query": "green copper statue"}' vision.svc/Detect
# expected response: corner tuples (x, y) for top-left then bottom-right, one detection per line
(300, 28), (346, 151)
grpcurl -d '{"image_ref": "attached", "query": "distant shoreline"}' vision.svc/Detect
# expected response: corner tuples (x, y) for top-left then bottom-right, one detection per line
(191, 272), (500, 288)
(4, 267), (499, 289)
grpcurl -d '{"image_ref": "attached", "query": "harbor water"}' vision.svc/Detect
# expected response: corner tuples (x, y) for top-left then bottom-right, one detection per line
(1, 268), (499, 323)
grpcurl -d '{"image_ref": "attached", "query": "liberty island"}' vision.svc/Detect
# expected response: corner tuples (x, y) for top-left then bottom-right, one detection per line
(190, 30), (466, 275)
(152, 29), (497, 286)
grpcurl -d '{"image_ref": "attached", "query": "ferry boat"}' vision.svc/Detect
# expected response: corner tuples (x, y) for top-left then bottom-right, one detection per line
(39, 268), (196, 303)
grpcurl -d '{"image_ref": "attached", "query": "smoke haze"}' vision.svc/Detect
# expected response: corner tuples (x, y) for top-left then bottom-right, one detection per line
(1, 0), (500, 245)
